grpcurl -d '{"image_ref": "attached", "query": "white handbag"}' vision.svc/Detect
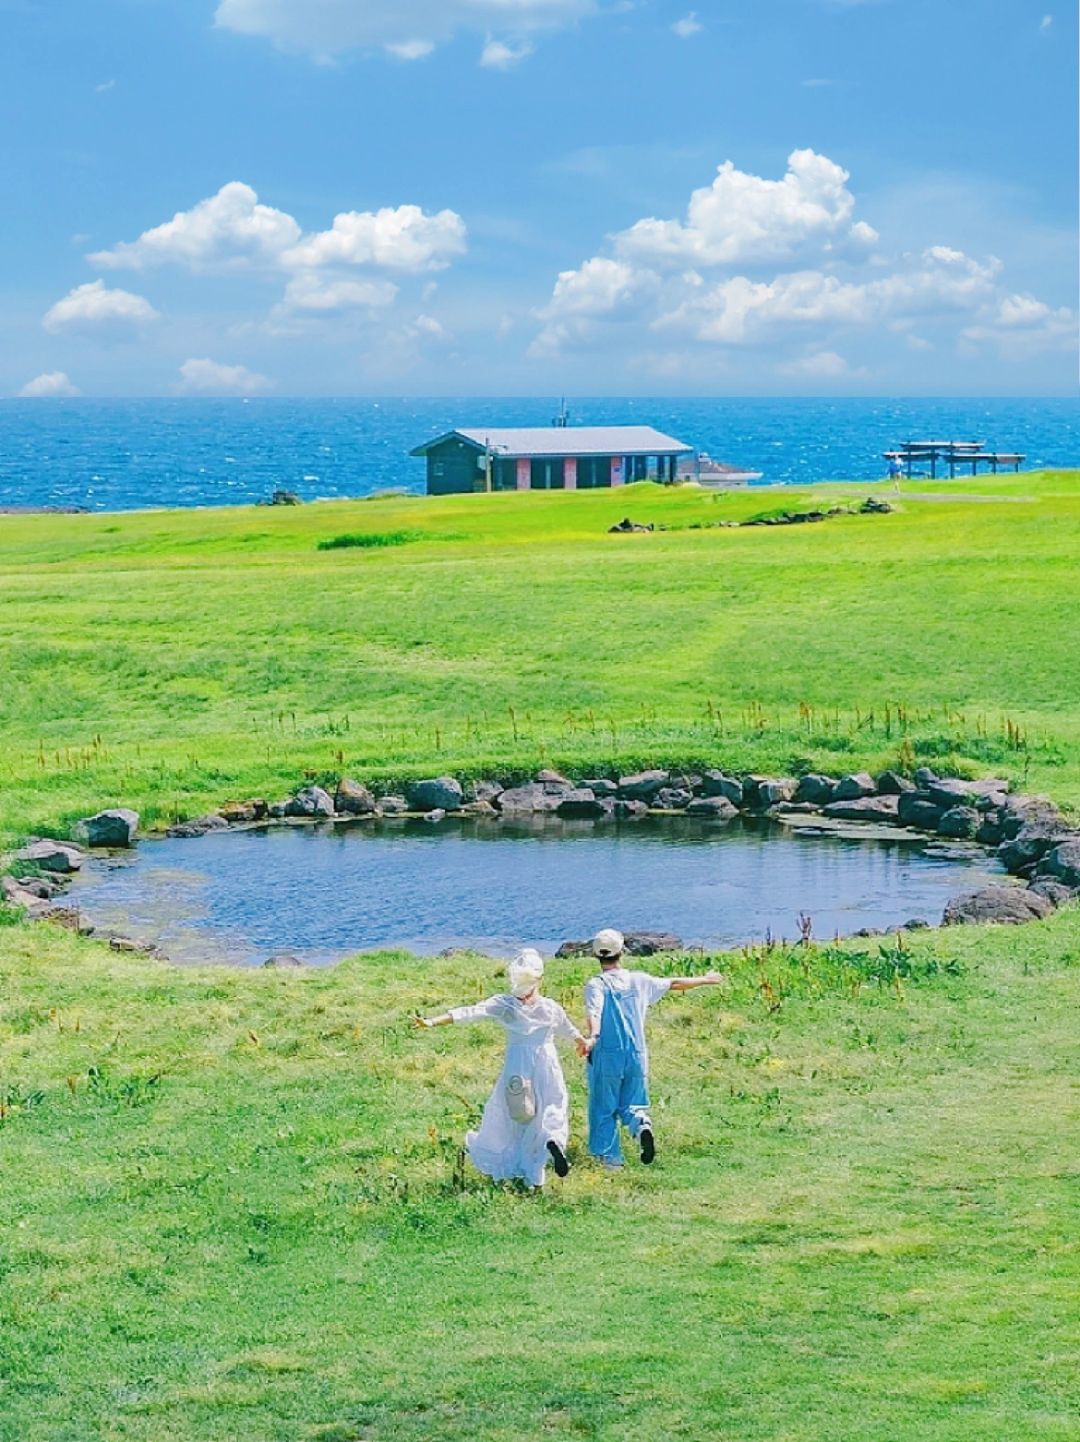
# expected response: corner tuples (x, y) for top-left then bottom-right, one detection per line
(505, 1074), (537, 1124)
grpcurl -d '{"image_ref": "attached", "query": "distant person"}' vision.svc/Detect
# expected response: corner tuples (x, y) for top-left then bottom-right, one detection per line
(887, 456), (903, 490)
(415, 949), (589, 1187)
(584, 930), (725, 1169)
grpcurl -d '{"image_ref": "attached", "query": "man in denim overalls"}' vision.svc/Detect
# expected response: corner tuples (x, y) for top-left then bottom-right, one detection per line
(584, 929), (725, 1168)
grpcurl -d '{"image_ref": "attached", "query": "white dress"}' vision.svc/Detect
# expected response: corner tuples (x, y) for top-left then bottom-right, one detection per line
(449, 994), (583, 1187)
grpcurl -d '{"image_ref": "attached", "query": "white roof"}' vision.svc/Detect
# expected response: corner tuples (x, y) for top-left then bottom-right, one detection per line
(412, 425), (693, 458)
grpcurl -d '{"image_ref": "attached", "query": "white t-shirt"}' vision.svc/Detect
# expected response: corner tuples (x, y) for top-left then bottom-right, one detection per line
(584, 968), (672, 1065)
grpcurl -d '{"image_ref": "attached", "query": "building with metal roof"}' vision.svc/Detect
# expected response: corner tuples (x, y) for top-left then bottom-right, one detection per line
(410, 424), (694, 495)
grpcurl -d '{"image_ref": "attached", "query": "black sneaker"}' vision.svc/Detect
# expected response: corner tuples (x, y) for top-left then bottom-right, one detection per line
(639, 1128), (656, 1165)
(546, 1140), (570, 1178)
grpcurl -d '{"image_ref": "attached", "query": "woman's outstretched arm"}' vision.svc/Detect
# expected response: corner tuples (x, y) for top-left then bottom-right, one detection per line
(413, 1013), (453, 1028)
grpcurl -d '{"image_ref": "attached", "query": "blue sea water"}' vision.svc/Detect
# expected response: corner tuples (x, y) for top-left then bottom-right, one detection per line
(0, 396), (1076, 512)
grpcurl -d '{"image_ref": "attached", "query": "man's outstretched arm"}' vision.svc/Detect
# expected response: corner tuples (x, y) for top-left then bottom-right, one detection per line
(668, 971), (726, 993)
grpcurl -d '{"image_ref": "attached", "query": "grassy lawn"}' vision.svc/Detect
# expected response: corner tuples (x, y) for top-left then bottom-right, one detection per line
(1, 912), (1078, 1441)
(1, 470), (1079, 844)
(2, 472), (1079, 1438)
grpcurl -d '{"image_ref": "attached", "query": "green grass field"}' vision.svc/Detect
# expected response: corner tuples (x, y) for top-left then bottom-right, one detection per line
(2, 470), (1080, 844)
(2, 472), (1079, 1439)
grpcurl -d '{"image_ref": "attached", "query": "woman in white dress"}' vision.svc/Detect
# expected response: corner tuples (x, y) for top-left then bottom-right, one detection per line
(415, 950), (590, 1187)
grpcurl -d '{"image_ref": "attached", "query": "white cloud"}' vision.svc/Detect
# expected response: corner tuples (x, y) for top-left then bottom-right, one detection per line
(279, 273), (398, 313)
(177, 358), (272, 396)
(1040, 14), (1053, 32)
(43, 280), (160, 336)
(413, 313), (450, 341)
(778, 350), (864, 381)
(18, 371), (81, 398)
(89, 182), (302, 272)
(672, 13), (702, 38)
(614, 149), (879, 268)
(480, 37), (534, 68)
(214, 0), (595, 64)
(282, 205), (467, 272)
(95, 79), (116, 93)
(531, 256), (657, 355)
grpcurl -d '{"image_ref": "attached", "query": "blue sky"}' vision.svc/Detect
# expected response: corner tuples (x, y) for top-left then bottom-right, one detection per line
(3, 0), (1077, 396)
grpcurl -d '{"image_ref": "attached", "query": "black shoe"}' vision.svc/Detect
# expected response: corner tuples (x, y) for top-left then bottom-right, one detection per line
(546, 1140), (570, 1178)
(639, 1128), (656, 1165)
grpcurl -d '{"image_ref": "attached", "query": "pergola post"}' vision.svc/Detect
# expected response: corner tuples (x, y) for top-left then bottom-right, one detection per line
(564, 457), (577, 490)
(516, 458), (530, 491)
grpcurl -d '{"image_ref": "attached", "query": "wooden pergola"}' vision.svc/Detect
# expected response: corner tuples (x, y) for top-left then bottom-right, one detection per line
(884, 440), (1026, 479)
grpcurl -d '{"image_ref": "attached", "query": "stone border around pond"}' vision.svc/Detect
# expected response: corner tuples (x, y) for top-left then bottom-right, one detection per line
(3, 768), (1078, 954)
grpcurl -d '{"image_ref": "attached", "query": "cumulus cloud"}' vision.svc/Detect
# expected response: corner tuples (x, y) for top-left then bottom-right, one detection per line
(89, 182), (302, 272)
(43, 280), (160, 336)
(480, 37), (534, 68)
(778, 350), (863, 381)
(18, 371), (81, 398)
(531, 257), (657, 355)
(282, 205), (467, 272)
(672, 13), (702, 38)
(278, 273), (399, 313)
(213, 0), (595, 64)
(177, 358), (272, 396)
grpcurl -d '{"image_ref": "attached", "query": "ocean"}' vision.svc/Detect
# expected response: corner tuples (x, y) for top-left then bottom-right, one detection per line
(0, 396), (1076, 512)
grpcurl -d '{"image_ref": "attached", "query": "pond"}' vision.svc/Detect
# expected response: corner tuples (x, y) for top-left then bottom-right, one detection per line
(64, 814), (1003, 965)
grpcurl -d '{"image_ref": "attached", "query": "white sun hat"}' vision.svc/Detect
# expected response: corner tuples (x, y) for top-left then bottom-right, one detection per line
(508, 948), (545, 998)
(592, 929), (625, 960)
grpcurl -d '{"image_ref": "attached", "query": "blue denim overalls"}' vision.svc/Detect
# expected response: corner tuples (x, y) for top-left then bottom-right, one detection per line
(587, 974), (651, 1165)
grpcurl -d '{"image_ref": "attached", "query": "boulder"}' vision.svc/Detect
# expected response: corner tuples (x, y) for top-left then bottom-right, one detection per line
(377, 795), (408, 816)
(469, 780), (505, 805)
(556, 790), (611, 819)
(78, 808), (139, 848)
(976, 815), (1007, 847)
(335, 779), (377, 815)
(536, 768), (572, 787)
(686, 795), (739, 821)
(579, 779), (618, 799)
(913, 767), (939, 789)
(1028, 878), (1078, 909)
(613, 799), (649, 820)
(822, 796), (900, 824)
(795, 773), (838, 806)
(700, 771), (744, 806)
(654, 787), (693, 810)
(422, 808), (447, 824)
(459, 799), (499, 818)
(943, 886), (1053, 927)
(16, 840), (84, 873)
(499, 780), (574, 814)
(263, 953), (306, 969)
(168, 814), (229, 838)
(218, 799), (268, 825)
(617, 770), (670, 803)
(284, 786), (335, 819)
(7, 874), (61, 900)
(1000, 795), (1061, 841)
(998, 820), (1070, 876)
(556, 929), (683, 959)
(936, 806), (981, 840)
(1039, 838), (1080, 890)
(876, 770), (915, 795)
(773, 801), (822, 815)
(406, 776), (463, 813)
(897, 792), (944, 830)
(927, 778), (1008, 810)
(834, 772), (876, 801)
(268, 801), (288, 819)
(755, 778), (796, 809)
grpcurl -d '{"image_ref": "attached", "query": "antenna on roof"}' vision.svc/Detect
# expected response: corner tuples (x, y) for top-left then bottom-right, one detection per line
(552, 397), (569, 429)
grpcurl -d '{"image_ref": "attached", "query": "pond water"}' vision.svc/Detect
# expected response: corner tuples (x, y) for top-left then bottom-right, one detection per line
(64, 814), (1002, 966)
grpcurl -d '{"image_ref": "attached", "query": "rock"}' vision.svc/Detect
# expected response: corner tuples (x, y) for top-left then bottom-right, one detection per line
(822, 796), (901, 823)
(406, 776), (463, 813)
(876, 770), (915, 795)
(686, 795), (739, 821)
(913, 767), (939, 788)
(1039, 838), (1080, 890)
(168, 814), (229, 838)
(613, 799), (650, 820)
(976, 815), (1007, 847)
(335, 779), (377, 815)
(556, 930), (683, 959)
(263, 953), (306, 968)
(377, 795), (408, 816)
(469, 780), (505, 805)
(284, 786), (335, 818)
(422, 808), (447, 824)
(45, 908), (95, 935)
(78, 808), (139, 847)
(268, 488), (301, 506)
(794, 774), (837, 805)
(834, 772), (876, 801)
(700, 771), (744, 806)
(16, 840), (85, 873)
(499, 780), (574, 814)
(1001, 795), (1062, 841)
(219, 799), (269, 825)
(617, 770), (670, 803)
(654, 787), (693, 810)
(773, 801), (822, 815)
(998, 820), (1070, 876)
(943, 886), (1053, 927)
(536, 769), (572, 787)
(897, 792), (945, 831)
(579, 779), (618, 799)
(7, 875), (60, 900)
(754, 778), (796, 809)
(459, 799), (499, 818)
(107, 936), (154, 955)
(1028, 879), (1078, 909)
(936, 806), (981, 840)
(928, 778), (1007, 810)
(902, 918), (932, 931)
(608, 517), (654, 533)
(556, 790), (612, 819)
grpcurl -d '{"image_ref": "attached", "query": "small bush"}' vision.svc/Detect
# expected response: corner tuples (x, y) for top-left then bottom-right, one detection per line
(316, 530), (425, 552)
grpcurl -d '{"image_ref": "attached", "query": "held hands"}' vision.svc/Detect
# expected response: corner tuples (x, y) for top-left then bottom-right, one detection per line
(576, 1036), (595, 1058)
